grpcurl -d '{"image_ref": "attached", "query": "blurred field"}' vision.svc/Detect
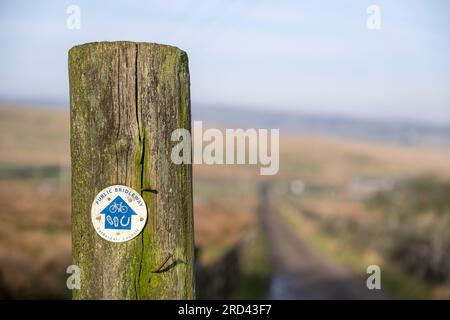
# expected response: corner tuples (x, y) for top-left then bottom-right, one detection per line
(1, 104), (450, 299)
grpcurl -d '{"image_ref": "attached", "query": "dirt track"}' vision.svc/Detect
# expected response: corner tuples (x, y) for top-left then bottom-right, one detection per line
(259, 183), (390, 300)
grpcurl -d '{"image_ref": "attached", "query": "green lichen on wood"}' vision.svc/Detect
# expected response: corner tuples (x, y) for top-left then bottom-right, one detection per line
(69, 41), (194, 299)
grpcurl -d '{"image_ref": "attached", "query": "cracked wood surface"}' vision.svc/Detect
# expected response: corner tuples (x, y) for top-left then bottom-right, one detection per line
(69, 41), (194, 299)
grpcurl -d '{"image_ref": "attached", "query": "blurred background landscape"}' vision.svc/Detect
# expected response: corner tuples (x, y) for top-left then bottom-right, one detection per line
(1, 103), (450, 299)
(1, 0), (449, 299)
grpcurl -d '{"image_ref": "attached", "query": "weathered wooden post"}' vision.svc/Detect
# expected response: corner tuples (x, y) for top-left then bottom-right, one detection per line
(69, 41), (195, 299)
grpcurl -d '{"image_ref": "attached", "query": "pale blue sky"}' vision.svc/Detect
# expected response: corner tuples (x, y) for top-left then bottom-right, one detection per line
(0, 0), (449, 124)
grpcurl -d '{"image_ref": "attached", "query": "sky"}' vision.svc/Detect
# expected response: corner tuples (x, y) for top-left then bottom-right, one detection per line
(0, 0), (449, 124)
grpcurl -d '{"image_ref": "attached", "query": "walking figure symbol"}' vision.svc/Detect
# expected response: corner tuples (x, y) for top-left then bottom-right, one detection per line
(100, 195), (137, 230)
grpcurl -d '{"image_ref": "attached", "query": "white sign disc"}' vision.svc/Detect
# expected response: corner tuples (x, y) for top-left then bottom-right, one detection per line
(91, 185), (147, 242)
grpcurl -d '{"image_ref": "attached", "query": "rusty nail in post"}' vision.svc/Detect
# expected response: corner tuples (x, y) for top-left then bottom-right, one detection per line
(142, 187), (158, 194)
(152, 253), (173, 273)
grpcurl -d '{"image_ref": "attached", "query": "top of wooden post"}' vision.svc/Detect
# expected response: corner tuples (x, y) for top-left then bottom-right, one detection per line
(69, 41), (187, 55)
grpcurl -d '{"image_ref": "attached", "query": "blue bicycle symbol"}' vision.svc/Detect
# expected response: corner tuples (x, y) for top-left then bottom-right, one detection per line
(109, 201), (128, 214)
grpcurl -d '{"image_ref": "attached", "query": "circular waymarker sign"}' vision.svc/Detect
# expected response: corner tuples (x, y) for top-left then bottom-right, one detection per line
(91, 185), (147, 243)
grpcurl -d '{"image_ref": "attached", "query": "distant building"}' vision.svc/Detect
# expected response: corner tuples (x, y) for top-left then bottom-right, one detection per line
(347, 176), (396, 200)
(290, 179), (306, 195)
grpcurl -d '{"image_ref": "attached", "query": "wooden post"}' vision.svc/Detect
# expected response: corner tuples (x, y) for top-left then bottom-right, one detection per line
(69, 42), (195, 299)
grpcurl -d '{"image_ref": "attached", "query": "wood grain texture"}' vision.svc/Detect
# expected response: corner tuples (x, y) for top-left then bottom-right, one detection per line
(69, 41), (194, 299)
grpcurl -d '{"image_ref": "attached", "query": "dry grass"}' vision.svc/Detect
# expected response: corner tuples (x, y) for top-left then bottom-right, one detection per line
(0, 105), (69, 166)
(194, 203), (255, 263)
(0, 180), (71, 299)
(279, 134), (450, 185)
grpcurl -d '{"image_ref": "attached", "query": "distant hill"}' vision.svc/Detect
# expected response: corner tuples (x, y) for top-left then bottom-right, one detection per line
(193, 105), (450, 148)
(1, 101), (449, 149)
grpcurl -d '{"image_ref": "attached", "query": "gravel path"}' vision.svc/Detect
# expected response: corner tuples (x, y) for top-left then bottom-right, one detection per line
(259, 183), (390, 300)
